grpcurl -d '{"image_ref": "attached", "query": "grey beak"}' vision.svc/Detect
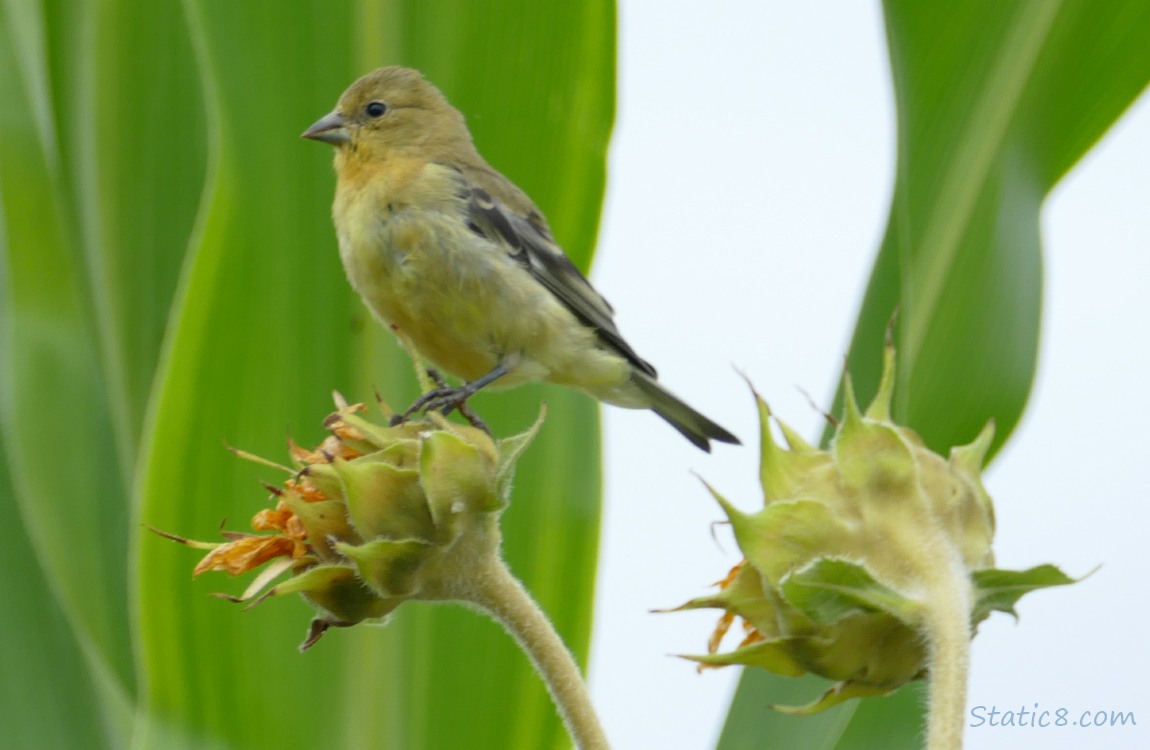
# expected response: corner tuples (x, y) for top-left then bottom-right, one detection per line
(302, 111), (350, 145)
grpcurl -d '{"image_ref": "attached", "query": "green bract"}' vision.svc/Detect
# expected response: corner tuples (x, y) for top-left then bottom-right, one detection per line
(677, 345), (1075, 713)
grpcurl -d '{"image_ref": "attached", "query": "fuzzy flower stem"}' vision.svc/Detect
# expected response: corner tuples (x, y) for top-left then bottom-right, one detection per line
(919, 543), (973, 750)
(463, 558), (610, 750)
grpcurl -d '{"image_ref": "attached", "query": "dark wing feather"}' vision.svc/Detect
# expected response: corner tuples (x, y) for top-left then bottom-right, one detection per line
(457, 173), (656, 378)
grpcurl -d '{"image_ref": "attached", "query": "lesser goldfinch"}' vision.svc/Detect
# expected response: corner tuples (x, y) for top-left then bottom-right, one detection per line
(303, 66), (738, 451)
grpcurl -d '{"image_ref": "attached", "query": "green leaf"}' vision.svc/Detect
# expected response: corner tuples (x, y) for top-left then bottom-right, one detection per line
(717, 671), (859, 750)
(0, 0), (136, 730)
(84, 0), (208, 455)
(721, 1), (1150, 747)
(844, 0), (1150, 457)
(0, 432), (121, 749)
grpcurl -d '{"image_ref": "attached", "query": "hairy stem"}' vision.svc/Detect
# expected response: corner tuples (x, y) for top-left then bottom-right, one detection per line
(464, 558), (610, 750)
(921, 546), (973, 750)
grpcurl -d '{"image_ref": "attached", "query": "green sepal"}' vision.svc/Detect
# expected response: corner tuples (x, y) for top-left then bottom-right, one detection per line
(333, 411), (421, 453)
(754, 393), (827, 502)
(420, 430), (500, 538)
(862, 343), (897, 422)
(494, 405), (546, 500)
(726, 498), (855, 585)
(272, 564), (393, 625)
(333, 456), (434, 542)
(972, 564), (1080, 620)
(786, 612), (925, 686)
(772, 681), (899, 716)
(336, 538), (436, 599)
(833, 407), (917, 498)
(280, 496), (359, 561)
(671, 561), (791, 640)
(298, 462), (344, 501)
(781, 558), (922, 628)
(682, 638), (808, 678)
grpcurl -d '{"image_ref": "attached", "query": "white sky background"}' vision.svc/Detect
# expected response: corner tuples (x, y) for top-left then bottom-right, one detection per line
(587, 2), (1150, 749)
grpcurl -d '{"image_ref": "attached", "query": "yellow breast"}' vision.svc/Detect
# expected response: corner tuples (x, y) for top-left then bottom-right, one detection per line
(333, 160), (510, 379)
(330, 156), (631, 393)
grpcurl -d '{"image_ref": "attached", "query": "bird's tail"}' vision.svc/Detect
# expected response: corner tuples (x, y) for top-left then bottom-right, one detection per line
(632, 371), (740, 452)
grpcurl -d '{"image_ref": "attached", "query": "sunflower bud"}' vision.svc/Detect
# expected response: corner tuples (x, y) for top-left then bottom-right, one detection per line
(675, 345), (1076, 713)
(161, 396), (542, 650)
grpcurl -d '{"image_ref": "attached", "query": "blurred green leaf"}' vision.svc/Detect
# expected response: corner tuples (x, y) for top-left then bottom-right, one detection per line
(719, 1), (1150, 747)
(0, 1), (136, 730)
(0, 432), (122, 749)
(85, 0), (207, 453)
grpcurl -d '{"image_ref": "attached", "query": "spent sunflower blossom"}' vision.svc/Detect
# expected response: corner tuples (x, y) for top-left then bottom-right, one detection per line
(674, 344), (1078, 721)
(156, 394), (541, 651)
(156, 391), (611, 748)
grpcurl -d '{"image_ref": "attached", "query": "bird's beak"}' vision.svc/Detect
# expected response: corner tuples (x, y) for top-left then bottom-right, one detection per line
(302, 111), (350, 145)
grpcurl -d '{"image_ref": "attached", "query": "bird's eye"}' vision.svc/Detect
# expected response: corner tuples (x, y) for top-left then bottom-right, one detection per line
(365, 101), (388, 118)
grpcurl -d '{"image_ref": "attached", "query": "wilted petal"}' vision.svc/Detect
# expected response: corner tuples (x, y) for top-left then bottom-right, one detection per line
(193, 535), (298, 577)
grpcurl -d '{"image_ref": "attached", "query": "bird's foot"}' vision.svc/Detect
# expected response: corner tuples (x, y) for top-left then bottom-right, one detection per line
(390, 369), (491, 434)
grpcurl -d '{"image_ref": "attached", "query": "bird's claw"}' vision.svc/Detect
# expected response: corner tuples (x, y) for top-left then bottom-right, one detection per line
(455, 401), (491, 435)
(389, 369), (491, 435)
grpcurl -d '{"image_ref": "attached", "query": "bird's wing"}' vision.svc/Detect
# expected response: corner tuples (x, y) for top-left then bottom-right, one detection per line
(454, 167), (656, 377)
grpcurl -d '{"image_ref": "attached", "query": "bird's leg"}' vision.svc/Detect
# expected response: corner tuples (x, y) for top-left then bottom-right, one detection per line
(392, 361), (510, 430)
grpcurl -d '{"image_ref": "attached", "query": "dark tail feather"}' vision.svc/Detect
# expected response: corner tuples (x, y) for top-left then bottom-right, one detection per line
(632, 371), (740, 452)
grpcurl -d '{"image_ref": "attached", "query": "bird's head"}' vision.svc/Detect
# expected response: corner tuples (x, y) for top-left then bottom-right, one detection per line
(302, 66), (473, 160)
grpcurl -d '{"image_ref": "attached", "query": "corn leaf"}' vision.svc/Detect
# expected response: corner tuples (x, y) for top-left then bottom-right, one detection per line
(717, 1), (1150, 746)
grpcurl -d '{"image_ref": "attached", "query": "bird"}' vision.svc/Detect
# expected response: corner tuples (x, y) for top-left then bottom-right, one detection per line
(302, 66), (738, 451)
